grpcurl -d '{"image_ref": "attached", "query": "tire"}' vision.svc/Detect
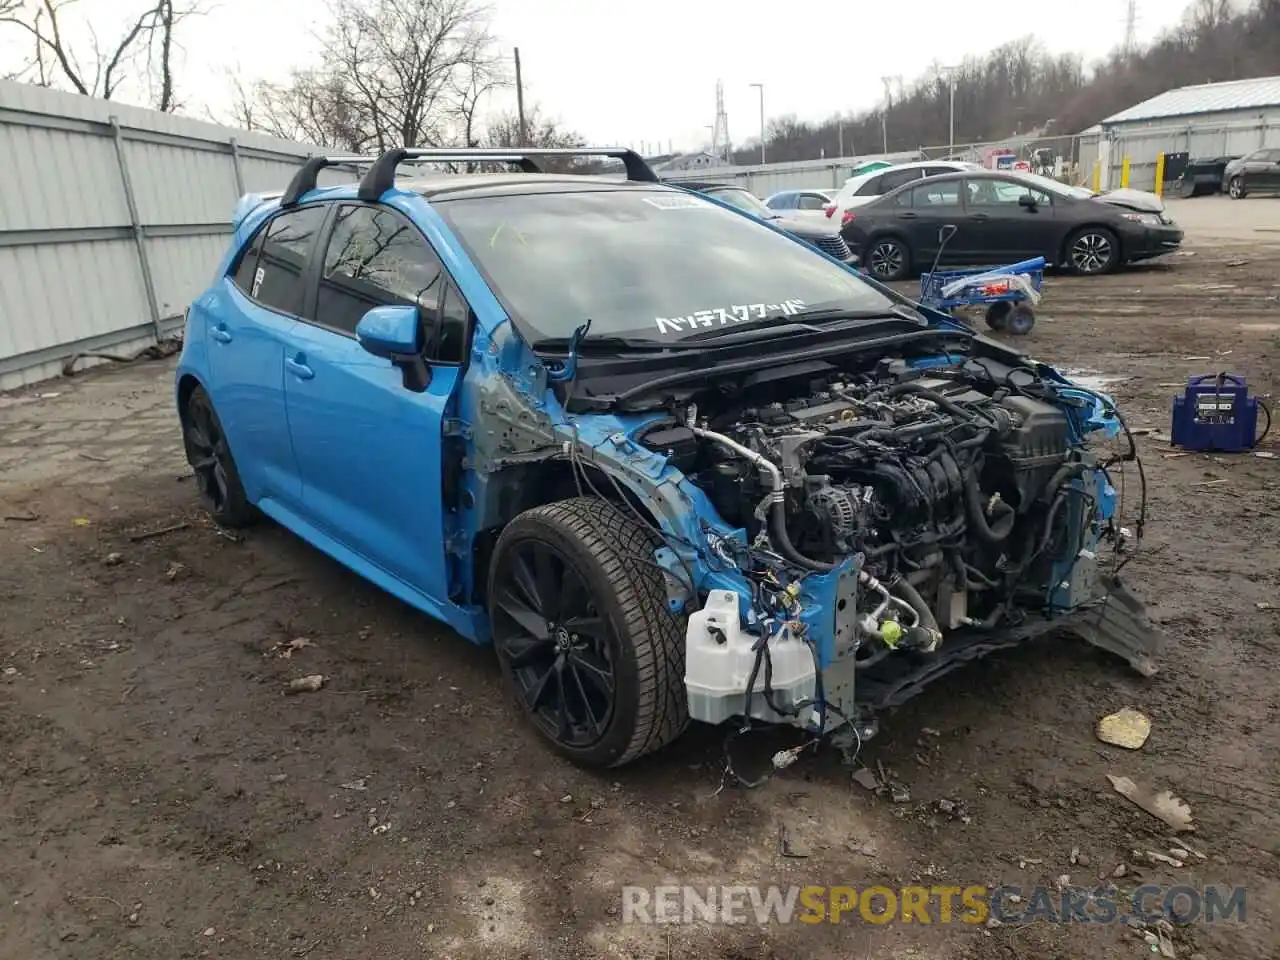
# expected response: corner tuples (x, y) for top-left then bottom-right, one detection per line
(1227, 176), (1246, 200)
(1005, 304), (1036, 335)
(865, 236), (911, 282)
(1066, 226), (1120, 275)
(984, 301), (1012, 331)
(182, 386), (254, 528)
(488, 498), (688, 767)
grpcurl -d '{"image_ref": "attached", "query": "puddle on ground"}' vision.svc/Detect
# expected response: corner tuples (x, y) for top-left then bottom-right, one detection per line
(1060, 369), (1129, 391)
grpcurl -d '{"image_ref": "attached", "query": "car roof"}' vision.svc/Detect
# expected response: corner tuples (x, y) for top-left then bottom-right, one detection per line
(670, 180), (744, 192)
(401, 172), (671, 201)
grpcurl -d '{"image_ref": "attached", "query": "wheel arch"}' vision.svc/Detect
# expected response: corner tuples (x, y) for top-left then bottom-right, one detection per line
(176, 372), (205, 424)
(467, 458), (666, 608)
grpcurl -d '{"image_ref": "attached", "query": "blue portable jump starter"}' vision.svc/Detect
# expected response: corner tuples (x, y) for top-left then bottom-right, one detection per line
(1170, 373), (1271, 453)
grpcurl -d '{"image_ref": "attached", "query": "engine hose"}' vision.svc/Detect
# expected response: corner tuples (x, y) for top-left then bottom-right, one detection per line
(689, 424), (837, 572)
(1028, 462), (1088, 514)
(887, 382), (996, 427)
(891, 578), (944, 653)
(964, 468), (1016, 543)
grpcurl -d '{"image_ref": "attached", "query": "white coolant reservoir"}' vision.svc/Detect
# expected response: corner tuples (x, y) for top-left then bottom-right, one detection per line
(684, 590), (817, 725)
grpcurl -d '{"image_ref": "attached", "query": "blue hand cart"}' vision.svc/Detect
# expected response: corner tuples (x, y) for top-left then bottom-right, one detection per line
(918, 256), (1046, 335)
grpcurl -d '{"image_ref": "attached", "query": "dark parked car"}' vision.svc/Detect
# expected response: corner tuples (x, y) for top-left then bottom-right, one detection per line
(671, 181), (855, 263)
(842, 170), (1184, 281)
(1223, 147), (1280, 198)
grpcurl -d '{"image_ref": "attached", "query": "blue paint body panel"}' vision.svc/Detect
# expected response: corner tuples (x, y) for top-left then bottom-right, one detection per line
(175, 175), (1125, 678)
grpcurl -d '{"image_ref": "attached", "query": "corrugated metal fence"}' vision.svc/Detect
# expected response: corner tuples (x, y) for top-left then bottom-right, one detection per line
(1079, 111), (1280, 191)
(0, 81), (342, 390)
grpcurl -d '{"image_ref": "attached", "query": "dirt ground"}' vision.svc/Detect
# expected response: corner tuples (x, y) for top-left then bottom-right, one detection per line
(2, 196), (1278, 960)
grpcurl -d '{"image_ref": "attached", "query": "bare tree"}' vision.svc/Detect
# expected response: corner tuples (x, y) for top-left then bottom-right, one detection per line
(0, 0), (203, 109)
(485, 103), (587, 172)
(228, 0), (508, 151)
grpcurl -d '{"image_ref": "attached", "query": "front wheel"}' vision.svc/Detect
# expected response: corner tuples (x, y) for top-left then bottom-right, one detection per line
(488, 498), (688, 768)
(865, 237), (911, 282)
(1066, 227), (1120, 275)
(1227, 176), (1246, 200)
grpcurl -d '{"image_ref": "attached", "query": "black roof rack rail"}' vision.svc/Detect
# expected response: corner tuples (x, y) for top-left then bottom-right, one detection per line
(281, 155), (378, 208)
(357, 147), (658, 202)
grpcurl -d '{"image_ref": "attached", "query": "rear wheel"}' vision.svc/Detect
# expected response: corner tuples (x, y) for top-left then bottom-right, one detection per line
(984, 301), (1012, 331)
(1227, 176), (1246, 200)
(1005, 304), (1036, 335)
(488, 498), (688, 768)
(182, 386), (254, 528)
(866, 237), (911, 281)
(1066, 227), (1119, 275)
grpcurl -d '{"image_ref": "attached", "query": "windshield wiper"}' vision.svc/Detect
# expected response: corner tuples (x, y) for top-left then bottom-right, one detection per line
(788, 303), (928, 325)
(685, 304), (924, 343)
(683, 320), (824, 343)
(531, 334), (709, 353)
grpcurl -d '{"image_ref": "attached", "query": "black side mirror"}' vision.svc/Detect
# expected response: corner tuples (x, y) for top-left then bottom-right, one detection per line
(1018, 193), (1038, 210)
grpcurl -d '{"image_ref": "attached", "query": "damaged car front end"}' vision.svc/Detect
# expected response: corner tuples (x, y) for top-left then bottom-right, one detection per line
(431, 175), (1166, 766)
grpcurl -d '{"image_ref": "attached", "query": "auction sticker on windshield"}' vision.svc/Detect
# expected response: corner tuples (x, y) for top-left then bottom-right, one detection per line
(654, 299), (806, 335)
(642, 195), (710, 210)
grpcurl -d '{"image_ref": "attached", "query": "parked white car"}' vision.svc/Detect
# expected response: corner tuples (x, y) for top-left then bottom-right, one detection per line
(826, 160), (982, 227)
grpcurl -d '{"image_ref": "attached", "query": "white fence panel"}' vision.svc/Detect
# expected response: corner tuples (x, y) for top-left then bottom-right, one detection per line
(0, 80), (333, 390)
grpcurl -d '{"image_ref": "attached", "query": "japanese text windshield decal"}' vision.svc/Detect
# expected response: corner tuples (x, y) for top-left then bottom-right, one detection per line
(654, 299), (806, 335)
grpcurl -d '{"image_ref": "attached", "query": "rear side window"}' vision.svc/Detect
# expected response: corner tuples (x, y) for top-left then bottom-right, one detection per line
(232, 207), (326, 315)
(796, 193), (827, 210)
(855, 174), (884, 196)
(906, 181), (962, 206)
(315, 205), (446, 340)
(877, 168), (924, 193)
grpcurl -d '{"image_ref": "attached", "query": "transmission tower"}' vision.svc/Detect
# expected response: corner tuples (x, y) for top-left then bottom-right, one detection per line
(711, 80), (731, 164)
(1123, 0), (1138, 53)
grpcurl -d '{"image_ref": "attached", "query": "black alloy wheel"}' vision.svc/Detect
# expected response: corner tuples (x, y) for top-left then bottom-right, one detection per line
(491, 539), (618, 750)
(182, 386), (253, 527)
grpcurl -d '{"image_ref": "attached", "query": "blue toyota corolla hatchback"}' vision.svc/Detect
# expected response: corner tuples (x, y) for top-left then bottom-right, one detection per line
(176, 147), (1162, 770)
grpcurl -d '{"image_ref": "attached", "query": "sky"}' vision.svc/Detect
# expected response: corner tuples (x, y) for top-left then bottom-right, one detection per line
(1, 0), (1198, 152)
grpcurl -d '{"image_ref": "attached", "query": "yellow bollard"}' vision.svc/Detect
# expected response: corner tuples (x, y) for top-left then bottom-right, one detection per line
(1092, 159), (1102, 192)
(1120, 155), (1131, 188)
(1154, 153), (1166, 198)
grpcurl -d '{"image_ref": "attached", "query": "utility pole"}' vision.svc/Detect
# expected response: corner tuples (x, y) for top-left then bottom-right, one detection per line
(879, 76), (893, 154)
(837, 119), (844, 159)
(513, 47), (527, 147)
(940, 65), (959, 157)
(750, 83), (765, 164)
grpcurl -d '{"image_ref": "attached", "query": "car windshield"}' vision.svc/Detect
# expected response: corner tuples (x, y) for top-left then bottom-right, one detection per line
(433, 188), (896, 342)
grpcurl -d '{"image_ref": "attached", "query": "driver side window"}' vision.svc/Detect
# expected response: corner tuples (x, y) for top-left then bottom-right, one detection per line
(311, 205), (470, 363)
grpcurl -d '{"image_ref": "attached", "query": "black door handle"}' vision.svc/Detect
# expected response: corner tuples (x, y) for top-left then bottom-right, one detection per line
(969, 213), (990, 222)
(899, 212), (919, 219)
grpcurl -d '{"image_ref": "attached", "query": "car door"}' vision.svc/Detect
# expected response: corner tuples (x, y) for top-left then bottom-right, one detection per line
(282, 202), (468, 604)
(1258, 149), (1280, 191)
(206, 206), (326, 506)
(962, 177), (1058, 262)
(1240, 149), (1276, 191)
(895, 179), (968, 267)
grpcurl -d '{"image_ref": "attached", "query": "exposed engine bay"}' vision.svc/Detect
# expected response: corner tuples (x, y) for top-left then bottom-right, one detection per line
(631, 351), (1155, 736)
